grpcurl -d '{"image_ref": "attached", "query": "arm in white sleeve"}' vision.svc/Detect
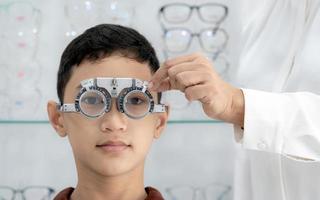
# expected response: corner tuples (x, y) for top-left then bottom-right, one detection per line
(234, 89), (320, 161)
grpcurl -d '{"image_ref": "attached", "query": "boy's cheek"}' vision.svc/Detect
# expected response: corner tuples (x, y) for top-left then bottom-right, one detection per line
(132, 128), (156, 151)
(64, 114), (98, 130)
(67, 130), (97, 159)
(65, 119), (99, 146)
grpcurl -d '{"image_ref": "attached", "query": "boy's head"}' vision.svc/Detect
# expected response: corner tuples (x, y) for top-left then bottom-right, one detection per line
(57, 23), (162, 104)
(47, 24), (168, 177)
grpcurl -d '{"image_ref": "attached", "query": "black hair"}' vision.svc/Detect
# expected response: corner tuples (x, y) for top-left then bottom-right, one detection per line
(57, 24), (161, 104)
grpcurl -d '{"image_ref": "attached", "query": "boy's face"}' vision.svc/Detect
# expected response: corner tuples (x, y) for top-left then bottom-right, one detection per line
(48, 55), (168, 177)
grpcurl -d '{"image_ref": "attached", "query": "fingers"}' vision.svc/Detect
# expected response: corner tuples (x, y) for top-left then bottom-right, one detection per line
(167, 62), (209, 78)
(149, 63), (171, 89)
(165, 52), (204, 66)
(149, 52), (218, 97)
(176, 71), (212, 90)
(156, 71), (213, 92)
(156, 77), (171, 92)
(149, 62), (197, 92)
(149, 53), (209, 90)
(184, 84), (212, 103)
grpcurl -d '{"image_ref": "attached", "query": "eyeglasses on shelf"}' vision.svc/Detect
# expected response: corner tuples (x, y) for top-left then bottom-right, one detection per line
(0, 186), (55, 200)
(159, 3), (228, 25)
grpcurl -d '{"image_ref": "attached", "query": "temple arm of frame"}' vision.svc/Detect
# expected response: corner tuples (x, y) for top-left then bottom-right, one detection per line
(153, 104), (166, 113)
(57, 104), (77, 112)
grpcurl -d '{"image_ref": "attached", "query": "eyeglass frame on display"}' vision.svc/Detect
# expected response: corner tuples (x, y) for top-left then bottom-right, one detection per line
(0, 185), (55, 200)
(159, 3), (228, 25)
(165, 183), (232, 200)
(161, 26), (229, 56)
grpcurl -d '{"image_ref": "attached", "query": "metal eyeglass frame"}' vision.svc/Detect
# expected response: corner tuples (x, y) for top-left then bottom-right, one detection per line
(57, 77), (166, 119)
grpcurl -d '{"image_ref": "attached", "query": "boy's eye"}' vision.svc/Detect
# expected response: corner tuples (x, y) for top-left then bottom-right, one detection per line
(126, 97), (145, 105)
(82, 96), (103, 105)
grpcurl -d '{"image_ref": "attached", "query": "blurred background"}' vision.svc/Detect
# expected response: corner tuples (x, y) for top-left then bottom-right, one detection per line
(0, 0), (240, 199)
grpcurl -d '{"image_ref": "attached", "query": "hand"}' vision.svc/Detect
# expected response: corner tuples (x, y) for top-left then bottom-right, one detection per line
(149, 53), (244, 127)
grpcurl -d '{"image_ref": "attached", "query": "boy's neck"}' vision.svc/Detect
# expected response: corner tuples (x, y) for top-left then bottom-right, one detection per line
(71, 164), (147, 200)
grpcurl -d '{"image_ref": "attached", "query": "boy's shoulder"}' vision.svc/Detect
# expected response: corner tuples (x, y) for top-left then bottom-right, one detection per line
(53, 186), (164, 200)
(145, 187), (165, 200)
(53, 187), (73, 200)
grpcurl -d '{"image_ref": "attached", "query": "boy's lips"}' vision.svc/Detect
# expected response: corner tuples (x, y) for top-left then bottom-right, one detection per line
(96, 140), (130, 153)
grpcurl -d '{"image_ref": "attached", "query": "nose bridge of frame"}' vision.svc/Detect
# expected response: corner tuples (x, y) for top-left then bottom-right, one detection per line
(106, 97), (125, 117)
(95, 77), (141, 97)
(95, 77), (150, 111)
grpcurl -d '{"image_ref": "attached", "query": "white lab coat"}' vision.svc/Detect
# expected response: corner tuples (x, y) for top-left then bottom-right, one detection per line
(232, 0), (320, 199)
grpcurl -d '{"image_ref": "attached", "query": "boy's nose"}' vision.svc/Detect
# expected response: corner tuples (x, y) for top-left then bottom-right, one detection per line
(100, 100), (128, 133)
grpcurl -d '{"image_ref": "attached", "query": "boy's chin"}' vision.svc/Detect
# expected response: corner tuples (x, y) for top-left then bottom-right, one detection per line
(92, 162), (142, 178)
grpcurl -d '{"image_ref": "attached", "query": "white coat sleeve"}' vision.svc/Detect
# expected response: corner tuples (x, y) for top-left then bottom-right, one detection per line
(234, 89), (320, 161)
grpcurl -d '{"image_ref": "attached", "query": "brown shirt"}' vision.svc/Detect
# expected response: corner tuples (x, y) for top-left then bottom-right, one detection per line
(53, 187), (164, 200)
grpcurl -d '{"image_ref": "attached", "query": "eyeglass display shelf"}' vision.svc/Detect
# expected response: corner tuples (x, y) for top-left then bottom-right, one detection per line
(0, 119), (223, 124)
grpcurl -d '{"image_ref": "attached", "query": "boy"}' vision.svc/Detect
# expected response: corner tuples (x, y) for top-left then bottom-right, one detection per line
(47, 24), (168, 200)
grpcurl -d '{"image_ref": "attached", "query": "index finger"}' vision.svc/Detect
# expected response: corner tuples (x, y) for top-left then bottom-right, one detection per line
(165, 53), (202, 67)
(149, 53), (202, 90)
(149, 62), (171, 90)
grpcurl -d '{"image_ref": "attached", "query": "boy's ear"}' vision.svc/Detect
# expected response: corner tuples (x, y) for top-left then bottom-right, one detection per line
(154, 105), (170, 139)
(47, 100), (67, 137)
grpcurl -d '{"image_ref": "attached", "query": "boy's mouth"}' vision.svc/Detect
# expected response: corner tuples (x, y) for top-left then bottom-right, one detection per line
(96, 141), (130, 153)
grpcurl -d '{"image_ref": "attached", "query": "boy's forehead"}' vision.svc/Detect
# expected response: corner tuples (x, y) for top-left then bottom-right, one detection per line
(69, 56), (153, 89)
